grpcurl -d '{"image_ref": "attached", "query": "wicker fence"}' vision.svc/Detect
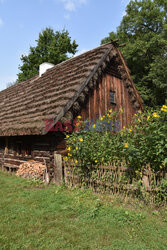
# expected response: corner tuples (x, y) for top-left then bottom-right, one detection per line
(63, 160), (167, 202)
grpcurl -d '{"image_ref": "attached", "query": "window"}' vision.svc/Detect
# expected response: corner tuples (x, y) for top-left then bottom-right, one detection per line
(110, 91), (116, 104)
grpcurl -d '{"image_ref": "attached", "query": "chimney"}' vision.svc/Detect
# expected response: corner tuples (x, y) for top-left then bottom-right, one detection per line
(39, 62), (54, 77)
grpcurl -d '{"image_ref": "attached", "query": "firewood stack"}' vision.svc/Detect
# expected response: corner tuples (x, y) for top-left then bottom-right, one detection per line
(16, 160), (46, 180)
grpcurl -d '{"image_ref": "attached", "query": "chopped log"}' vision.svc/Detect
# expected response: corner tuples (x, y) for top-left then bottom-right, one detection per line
(16, 160), (46, 180)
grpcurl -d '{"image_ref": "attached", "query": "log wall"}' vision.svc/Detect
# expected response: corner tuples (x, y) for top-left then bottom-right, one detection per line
(80, 74), (136, 128)
(0, 74), (138, 179)
(0, 133), (65, 179)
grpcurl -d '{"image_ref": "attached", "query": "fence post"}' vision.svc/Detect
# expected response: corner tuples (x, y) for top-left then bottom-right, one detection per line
(142, 168), (150, 191)
(54, 152), (63, 185)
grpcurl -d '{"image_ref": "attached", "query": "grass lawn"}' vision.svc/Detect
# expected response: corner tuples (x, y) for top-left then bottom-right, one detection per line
(0, 171), (167, 250)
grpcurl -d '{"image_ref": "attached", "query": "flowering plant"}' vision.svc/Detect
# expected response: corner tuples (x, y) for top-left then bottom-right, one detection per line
(65, 105), (167, 173)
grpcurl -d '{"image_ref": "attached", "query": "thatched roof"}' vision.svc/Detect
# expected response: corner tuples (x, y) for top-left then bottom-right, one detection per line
(0, 43), (143, 137)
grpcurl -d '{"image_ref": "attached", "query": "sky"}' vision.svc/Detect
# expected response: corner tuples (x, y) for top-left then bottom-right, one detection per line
(0, 0), (130, 91)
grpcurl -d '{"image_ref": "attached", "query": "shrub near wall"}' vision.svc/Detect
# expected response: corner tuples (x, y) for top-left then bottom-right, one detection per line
(64, 106), (167, 202)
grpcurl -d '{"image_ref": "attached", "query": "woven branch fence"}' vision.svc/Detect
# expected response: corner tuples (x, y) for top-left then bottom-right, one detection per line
(63, 160), (167, 203)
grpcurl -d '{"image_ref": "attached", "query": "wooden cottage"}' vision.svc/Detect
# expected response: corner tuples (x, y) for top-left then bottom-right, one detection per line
(0, 42), (143, 180)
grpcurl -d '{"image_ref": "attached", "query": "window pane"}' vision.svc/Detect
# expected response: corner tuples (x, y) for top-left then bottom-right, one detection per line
(110, 91), (115, 104)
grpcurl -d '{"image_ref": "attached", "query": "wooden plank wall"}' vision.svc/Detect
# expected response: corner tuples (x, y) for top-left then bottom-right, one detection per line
(81, 74), (136, 128)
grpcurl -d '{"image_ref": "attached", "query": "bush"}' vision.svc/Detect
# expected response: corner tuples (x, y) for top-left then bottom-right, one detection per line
(65, 105), (167, 175)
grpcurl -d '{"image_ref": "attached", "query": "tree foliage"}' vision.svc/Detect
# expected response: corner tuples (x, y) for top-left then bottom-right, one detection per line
(101, 0), (167, 107)
(17, 28), (78, 82)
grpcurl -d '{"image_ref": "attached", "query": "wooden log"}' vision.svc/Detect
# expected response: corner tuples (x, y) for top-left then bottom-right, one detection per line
(53, 153), (63, 185)
(101, 62), (106, 71)
(93, 72), (98, 81)
(78, 93), (86, 104)
(130, 95), (136, 103)
(105, 55), (110, 63)
(64, 111), (73, 121)
(134, 101), (140, 109)
(5, 137), (8, 154)
(128, 87), (134, 95)
(88, 80), (94, 90)
(72, 101), (81, 113)
(97, 67), (102, 76)
(83, 87), (89, 95)
(109, 49), (117, 58)
(142, 174), (150, 191)
(125, 80), (132, 88)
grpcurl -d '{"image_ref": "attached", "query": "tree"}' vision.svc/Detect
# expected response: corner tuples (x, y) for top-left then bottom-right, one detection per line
(101, 0), (167, 107)
(17, 28), (78, 82)
(101, 32), (118, 44)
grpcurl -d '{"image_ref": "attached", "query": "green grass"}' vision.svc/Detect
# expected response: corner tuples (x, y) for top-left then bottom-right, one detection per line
(0, 171), (167, 250)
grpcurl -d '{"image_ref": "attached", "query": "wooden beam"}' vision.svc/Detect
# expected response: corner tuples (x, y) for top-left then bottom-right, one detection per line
(5, 137), (8, 155)
(53, 153), (63, 185)
(43, 46), (113, 135)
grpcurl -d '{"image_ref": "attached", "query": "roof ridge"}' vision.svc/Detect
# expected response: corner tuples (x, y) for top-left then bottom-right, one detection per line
(0, 43), (113, 94)
(45, 42), (113, 73)
(43, 46), (112, 134)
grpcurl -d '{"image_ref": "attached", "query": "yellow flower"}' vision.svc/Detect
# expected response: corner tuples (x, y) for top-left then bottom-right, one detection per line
(76, 146), (79, 150)
(100, 117), (104, 121)
(120, 108), (123, 113)
(129, 129), (132, 132)
(124, 143), (129, 148)
(77, 115), (81, 119)
(123, 126), (125, 129)
(147, 115), (150, 121)
(95, 160), (98, 163)
(135, 114), (137, 117)
(67, 146), (71, 151)
(161, 107), (167, 112)
(75, 160), (78, 164)
(109, 109), (112, 113)
(153, 112), (160, 118)
(68, 153), (72, 157)
(93, 124), (96, 128)
(66, 135), (69, 138)
(138, 119), (141, 123)
(80, 138), (83, 142)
